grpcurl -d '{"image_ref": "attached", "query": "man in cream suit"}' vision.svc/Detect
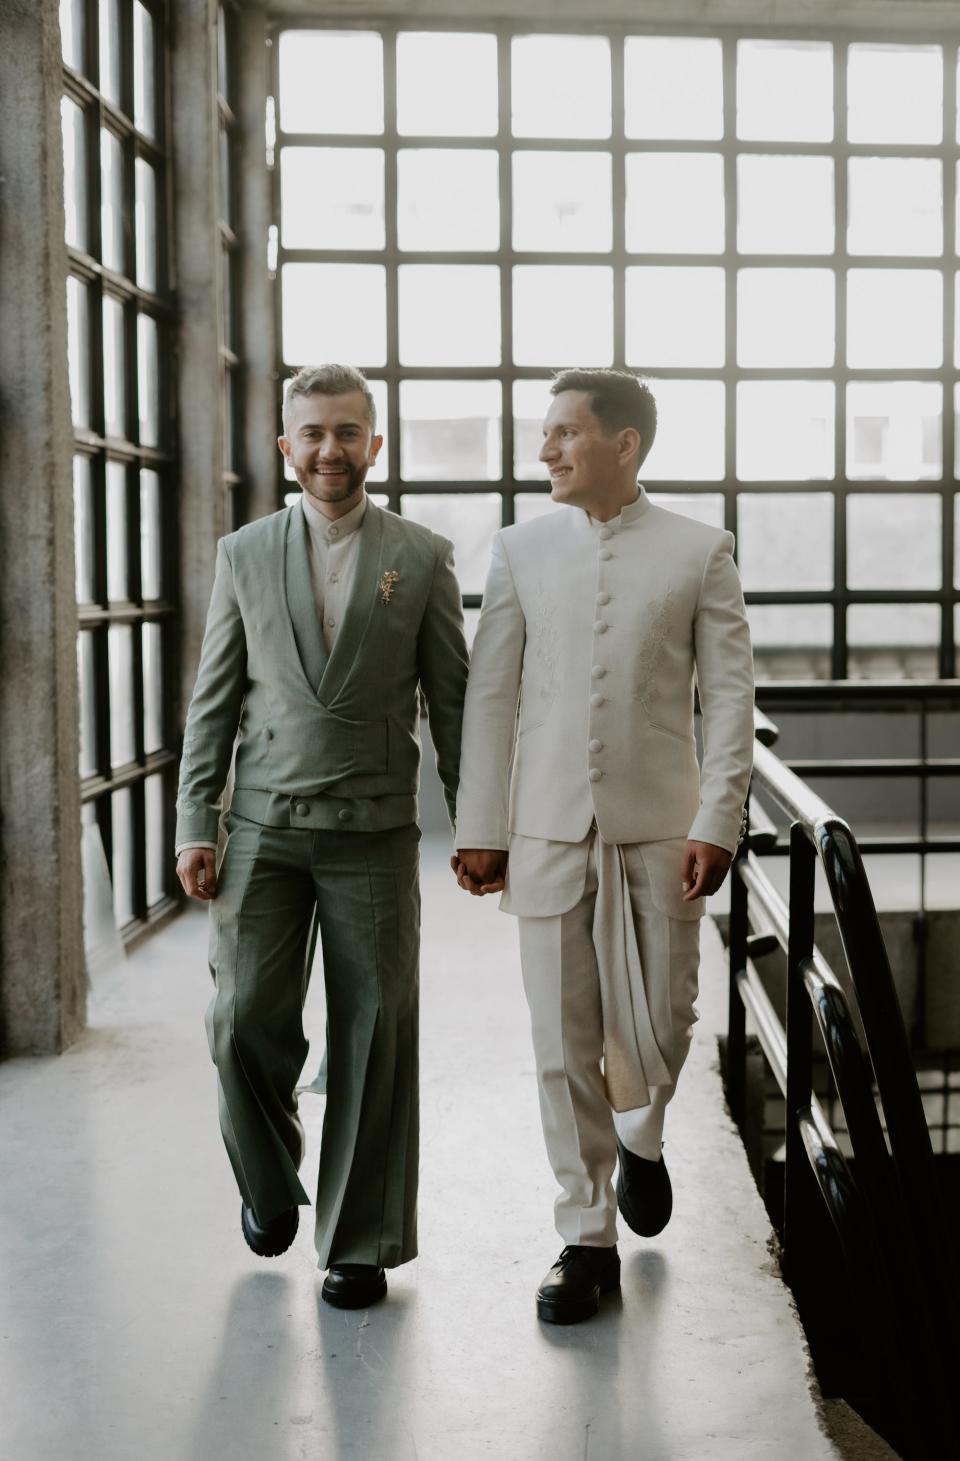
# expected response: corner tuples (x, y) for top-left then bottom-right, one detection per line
(454, 369), (754, 1324)
(176, 365), (467, 1306)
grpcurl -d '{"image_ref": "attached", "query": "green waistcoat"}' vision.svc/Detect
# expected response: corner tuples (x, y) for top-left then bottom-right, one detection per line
(176, 500), (469, 845)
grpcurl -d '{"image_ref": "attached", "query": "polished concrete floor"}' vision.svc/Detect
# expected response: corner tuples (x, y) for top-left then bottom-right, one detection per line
(0, 839), (895, 1461)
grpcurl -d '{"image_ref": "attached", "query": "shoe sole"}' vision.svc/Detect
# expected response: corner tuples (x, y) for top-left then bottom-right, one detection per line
(536, 1272), (620, 1325)
(321, 1275), (388, 1310)
(241, 1205), (299, 1258)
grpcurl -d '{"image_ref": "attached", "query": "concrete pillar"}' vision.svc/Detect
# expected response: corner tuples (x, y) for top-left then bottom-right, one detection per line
(171, 0), (225, 725)
(0, 0), (85, 1054)
(237, 3), (280, 522)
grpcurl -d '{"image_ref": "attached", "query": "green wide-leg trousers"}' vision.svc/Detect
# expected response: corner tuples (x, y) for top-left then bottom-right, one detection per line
(206, 814), (421, 1269)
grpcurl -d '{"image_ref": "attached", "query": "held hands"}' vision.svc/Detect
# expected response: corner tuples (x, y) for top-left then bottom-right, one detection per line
(681, 840), (732, 901)
(176, 847), (218, 901)
(451, 849), (508, 896)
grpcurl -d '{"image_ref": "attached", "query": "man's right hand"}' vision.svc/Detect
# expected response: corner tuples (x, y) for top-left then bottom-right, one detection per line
(451, 849), (508, 896)
(177, 847), (218, 901)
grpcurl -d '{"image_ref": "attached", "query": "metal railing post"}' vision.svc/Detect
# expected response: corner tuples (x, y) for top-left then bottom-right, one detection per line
(726, 817), (750, 1132)
(783, 823), (816, 1282)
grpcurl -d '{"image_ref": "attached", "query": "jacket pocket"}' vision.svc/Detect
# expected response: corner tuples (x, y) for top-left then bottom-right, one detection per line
(647, 718), (695, 746)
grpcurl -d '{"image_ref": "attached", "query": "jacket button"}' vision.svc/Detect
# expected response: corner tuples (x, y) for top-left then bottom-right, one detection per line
(591, 666), (606, 679)
(338, 808), (352, 823)
(598, 549), (612, 561)
(294, 801), (310, 816)
(596, 592), (610, 606)
(590, 693), (605, 707)
(588, 767), (603, 782)
(593, 620), (608, 634)
(589, 739), (604, 753)
(598, 527), (613, 540)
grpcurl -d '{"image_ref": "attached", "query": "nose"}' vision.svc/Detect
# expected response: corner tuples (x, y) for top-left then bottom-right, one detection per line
(539, 439), (557, 464)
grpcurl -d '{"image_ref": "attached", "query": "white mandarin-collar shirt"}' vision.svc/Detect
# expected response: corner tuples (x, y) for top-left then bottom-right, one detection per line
(300, 489), (368, 654)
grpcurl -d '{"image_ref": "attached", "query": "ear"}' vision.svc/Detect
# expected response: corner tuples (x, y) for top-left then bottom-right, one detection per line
(368, 433), (384, 466)
(278, 435), (291, 460)
(618, 427), (641, 466)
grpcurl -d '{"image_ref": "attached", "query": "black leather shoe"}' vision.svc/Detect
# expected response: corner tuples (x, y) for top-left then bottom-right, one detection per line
(321, 1264), (388, 1310)
(240, 1203), (299, 1258)
(536, 1245), (620, 1325)
(616, 1140), (673, 1237)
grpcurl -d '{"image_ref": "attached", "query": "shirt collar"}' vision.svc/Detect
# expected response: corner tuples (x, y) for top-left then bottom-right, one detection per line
(585, 485), (650, 530)
(300, 489), (368, 543)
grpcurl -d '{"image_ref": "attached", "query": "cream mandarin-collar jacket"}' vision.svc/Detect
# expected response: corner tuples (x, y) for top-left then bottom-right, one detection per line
(455, 489), (755, 856)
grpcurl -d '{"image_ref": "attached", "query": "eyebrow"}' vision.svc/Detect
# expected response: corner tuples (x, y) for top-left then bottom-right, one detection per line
(298, 420), (364, 432)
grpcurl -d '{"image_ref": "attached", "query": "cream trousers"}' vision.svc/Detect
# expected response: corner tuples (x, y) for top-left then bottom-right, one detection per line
(517, 829), (701, 1247)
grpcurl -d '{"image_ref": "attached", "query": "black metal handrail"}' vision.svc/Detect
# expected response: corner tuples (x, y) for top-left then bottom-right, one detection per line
(727, 718), (960, 1459)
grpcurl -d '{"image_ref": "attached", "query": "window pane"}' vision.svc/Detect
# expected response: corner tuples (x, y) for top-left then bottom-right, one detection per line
(111, 788), (135, 928)
(514, 493), (558, 524)
(281, 263), (387, 366)
(399, 380), (501, 481)
(847, 270), (942, 368)
(137, 313), (159, 446)
(278, 31), (383, 135)
(60, 0), (85, 72)
(626, 153), (724, 254)
(106, 460), (128, 601)
(62, 98), (87, 251)
(513, 152), (612, 253)
(513, 265), (612, 367)
(626, 267), (724, 367)
(134, 158), (157, 291)
(142, 622), (163, 753)
(649, 493), (725, 529)
(737, 269), (835, 367)
(74, 456), (95, 603)
(145, 773), (166, 907)
(100, 128), (124, 273)
(737, 156), (834, 255)
(99, 0), (121, 105)
(848, 45), (942, 145)
(133, 1), (156, 139)
(103, 295), (126, 438)
(643, 380), (725, 481)
(281, 148), (385, 250)
(398, 150), (499, 252)
(737, 492), (833, 590)
(848, 604), (940, 679)
(67, 276), (90, 427)
(77, 631), (97, 776)
(625, 37), (722, 140)
(848, 494), (940, 590)
(848, 159), (942, 257)
(847, 381), (942, 481)
(737, 382), (834, 481)
(400, 494), (500, 594)
(140, 469), (162, 599)
(399, 265), (501, 366)
(512, 35), (611, 139)
(513, 379), (554, 480)
(737, 40), (833, 142)
(397, 32), (498, 136)
(108, 624), (136, 766)
(748, 605), (833, 681)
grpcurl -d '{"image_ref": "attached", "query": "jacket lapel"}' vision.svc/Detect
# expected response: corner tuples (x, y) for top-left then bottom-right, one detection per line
(317, 502), (384, 707)
(284, 504), (328, 694)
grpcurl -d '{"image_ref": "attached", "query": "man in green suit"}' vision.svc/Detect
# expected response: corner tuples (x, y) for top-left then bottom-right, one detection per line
(175, 364), (468, 1307)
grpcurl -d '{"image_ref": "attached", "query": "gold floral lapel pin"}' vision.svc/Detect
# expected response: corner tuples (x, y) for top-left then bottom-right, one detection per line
(378, 570), (400, 606)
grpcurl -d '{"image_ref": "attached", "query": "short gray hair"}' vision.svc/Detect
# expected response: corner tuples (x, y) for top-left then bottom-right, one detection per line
(282, 364), (377, 433)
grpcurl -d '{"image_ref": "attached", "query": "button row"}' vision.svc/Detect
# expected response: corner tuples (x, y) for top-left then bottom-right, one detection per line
(294, 801), (352, 824)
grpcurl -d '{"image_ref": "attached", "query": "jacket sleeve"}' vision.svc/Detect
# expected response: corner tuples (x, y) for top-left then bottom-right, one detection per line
(454, 534), (526, 850)
(416, 538), (470, 832)
(175, 538), (248, 846)
(688, 531), (755, 854)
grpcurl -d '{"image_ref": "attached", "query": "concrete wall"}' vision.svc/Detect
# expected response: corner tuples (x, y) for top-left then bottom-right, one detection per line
(0, 0), (85, 1054)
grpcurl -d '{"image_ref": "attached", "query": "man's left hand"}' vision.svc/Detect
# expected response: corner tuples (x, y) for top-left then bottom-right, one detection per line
(680, 840), (732, 901)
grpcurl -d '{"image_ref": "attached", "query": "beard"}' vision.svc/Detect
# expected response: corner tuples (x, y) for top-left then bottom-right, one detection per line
(297, 458), (367, 505)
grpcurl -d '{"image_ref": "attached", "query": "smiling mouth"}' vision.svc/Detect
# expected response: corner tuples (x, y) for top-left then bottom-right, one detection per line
(549, 467), (572, 478)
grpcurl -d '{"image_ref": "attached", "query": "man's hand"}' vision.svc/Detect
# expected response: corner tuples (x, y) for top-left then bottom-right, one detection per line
(177, 848), (218, 902)
(680, 840), (732, 901)
(451, 849), (508, 896)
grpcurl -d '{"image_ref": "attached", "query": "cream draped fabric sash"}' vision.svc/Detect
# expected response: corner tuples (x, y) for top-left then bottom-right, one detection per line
(592, 832), (672, 1111)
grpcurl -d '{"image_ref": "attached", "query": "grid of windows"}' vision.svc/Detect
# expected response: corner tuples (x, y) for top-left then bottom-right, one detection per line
(61, 0), (177, 937)
(218, 2), (246, 529)
(271, 23), (960, 677)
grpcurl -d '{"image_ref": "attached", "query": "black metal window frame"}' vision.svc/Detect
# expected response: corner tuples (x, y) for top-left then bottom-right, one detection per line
(269, 17), (960, 678)
(218, 0), (246, 530)
(63, 0), (179, 941)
